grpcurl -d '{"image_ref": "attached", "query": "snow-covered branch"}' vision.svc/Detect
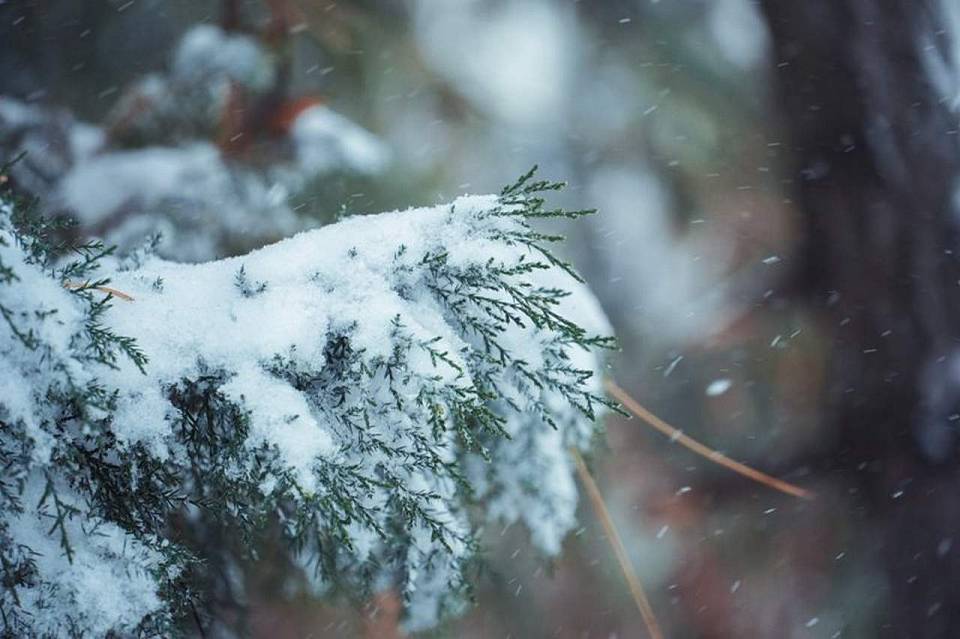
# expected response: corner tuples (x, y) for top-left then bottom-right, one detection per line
(0, 171), (613, 635)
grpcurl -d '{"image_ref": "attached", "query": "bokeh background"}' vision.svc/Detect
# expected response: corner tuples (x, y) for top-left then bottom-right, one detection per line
(3, 1), (950, 637)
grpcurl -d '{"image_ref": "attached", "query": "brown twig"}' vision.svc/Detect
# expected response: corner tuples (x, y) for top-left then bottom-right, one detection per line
(605, 379), (815, 500)
(571, 447), (664, 639)
(63, 281), (135, 302)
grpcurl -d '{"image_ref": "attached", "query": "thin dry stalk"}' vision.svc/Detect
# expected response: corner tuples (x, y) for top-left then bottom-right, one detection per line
(63, 281), (135, 302)
(571, 447), (664, 639)
(605, 379), (814, 500)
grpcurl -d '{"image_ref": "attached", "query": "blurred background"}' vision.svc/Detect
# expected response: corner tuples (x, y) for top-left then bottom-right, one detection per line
(4, 0), (960, 637)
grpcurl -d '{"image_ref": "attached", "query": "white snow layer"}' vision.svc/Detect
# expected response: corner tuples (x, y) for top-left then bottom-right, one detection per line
(1, 23), (390, 262)
(1, 203), (167, 633)
(5, 477), (164, 637)
(172, 24), (275, 91)
(1, 192), (610, 633)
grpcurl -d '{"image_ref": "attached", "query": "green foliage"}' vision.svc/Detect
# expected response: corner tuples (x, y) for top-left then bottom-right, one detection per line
(0, 168), (614, 637)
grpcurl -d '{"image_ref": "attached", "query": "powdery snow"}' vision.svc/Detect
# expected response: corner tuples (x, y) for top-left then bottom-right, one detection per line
(1, 187), (612, 633)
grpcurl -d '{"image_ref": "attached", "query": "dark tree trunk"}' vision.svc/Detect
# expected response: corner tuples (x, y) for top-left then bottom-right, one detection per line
(759, 1), (960, 635)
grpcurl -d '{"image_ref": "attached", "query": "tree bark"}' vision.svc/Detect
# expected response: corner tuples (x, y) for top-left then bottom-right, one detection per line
(759, 1), (960, 635)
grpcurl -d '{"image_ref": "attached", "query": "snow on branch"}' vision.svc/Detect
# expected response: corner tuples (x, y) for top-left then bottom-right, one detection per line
(0, 171), (614, 635)
(0, 22), (389, 263)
